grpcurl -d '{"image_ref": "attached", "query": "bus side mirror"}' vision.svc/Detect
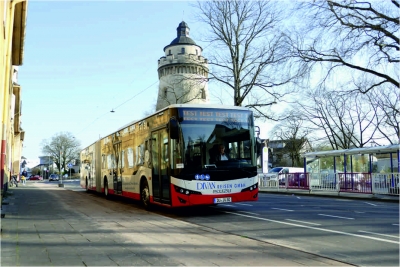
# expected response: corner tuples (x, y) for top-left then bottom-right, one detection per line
(168, 118), (179, 141)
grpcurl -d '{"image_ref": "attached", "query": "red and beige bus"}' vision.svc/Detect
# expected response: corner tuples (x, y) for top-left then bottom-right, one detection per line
(80, 104), (259, 208)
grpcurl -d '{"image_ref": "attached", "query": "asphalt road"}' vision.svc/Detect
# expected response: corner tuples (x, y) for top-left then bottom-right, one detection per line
(43, 179), (399, 266)
(162, 193), (400, 266)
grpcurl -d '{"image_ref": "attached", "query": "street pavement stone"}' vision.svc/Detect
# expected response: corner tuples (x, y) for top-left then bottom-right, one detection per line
(1, 182), (356, 266)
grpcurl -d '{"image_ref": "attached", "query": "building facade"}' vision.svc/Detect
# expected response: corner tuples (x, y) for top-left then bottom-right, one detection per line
(156, 21), (209, 111)
(1, 0), (28, 194)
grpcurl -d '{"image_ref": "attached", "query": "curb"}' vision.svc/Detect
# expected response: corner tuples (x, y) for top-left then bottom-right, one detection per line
(259, 189), (399, 203)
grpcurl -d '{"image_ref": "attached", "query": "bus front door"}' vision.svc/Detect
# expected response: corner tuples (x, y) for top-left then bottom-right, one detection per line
(151, 129), (171, 204)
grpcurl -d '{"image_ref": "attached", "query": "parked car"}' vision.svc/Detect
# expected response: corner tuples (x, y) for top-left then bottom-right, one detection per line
(29, 175), (43, 181)
(49, 174), (59, 181)
(265, 167), (304, 185)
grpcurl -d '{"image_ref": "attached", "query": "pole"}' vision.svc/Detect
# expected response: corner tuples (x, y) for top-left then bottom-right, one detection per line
(58, 151), (64, 187)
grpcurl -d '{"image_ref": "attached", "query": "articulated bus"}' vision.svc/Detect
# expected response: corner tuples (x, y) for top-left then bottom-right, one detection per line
(80, 104), (259, 208)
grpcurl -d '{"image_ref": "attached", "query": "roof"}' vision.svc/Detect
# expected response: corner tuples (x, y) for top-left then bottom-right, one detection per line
(302, 144), (399, 158)
(163, 21), (200, 51)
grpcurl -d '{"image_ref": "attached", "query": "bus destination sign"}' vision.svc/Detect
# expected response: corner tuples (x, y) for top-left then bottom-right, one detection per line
(181, 109), (249, 123)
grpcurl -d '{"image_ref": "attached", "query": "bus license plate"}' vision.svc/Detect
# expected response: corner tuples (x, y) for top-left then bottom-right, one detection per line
(214, 197), (232, 204)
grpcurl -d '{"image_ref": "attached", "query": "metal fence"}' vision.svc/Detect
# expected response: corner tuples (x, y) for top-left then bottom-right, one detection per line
(258, 172), (399, 196)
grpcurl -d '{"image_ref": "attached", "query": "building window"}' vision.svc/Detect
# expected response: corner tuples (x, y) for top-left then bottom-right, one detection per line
(181, 47), (185, 54)
(201, 89), (206, 99)
(164, 88), (168, 98)
(196, 49), (198, 55)
(169, 50), (172, 55)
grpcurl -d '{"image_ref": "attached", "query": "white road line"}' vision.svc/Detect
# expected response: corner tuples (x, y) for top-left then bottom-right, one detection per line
(364, 202), (378, 206)
(318, 214), (354, 220)
(223, 211), (400, 245)
(393, 224), (399, 226)
(239, 211), (260, 216)
(235, 203), (253, 206)
(358, 230), (399, 239)
(285, 219), (321, 226)
(220, 204), (234, 207)
(271, 208), (294, 212)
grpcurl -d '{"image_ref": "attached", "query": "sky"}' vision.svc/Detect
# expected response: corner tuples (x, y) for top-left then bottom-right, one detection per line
(18, 0), (273, 160)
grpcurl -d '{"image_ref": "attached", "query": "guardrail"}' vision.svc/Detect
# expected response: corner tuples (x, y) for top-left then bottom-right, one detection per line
(258, 172), (399, 196)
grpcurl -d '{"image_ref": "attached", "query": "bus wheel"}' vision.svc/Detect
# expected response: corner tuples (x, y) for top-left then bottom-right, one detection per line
(141, 180), (150, 209)
(104, 179), (110, 199)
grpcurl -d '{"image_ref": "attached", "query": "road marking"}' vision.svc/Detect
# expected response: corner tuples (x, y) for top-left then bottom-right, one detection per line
(358, 230), (399, 239)
(318, 214), (354, 220)
(223, 211), (400, 244)
(297, 197), (301, 199)
(364, 202), (378, 206)
(392, 224), (399, 226)
(285, 219), (321, 226)
(220, 204), (234, 207)
(271, 208), (294, 212)
(239, 211), (260, 216)
(235, 203), (253, 206)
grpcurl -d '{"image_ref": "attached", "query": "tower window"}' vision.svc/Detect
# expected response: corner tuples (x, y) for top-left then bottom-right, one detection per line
(168, 50), (172, 55)
(196, 49), (198, 55)
(181, 48), (185, 54)
(164, 88), (168, 98)
(201, 89), (206, 99)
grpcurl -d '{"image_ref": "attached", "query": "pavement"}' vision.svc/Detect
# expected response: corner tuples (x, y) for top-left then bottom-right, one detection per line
(1, 181), (397, 267)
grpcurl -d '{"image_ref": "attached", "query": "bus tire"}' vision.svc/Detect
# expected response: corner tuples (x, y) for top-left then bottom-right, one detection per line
(104, 178), (110, 199)
(141, 179), (150, 210)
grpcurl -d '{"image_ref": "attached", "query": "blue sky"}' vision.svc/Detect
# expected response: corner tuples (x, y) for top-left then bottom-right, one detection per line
(19, 1), (271, 160)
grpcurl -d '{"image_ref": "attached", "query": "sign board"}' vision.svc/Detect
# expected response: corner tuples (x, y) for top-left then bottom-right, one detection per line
(67, 163), (73, 168)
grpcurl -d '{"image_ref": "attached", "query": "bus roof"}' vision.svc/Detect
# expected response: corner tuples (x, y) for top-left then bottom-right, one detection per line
(115, 104), (252, 133)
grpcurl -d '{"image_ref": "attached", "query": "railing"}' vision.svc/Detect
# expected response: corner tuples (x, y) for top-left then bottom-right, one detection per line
(258, 172), (399, 196)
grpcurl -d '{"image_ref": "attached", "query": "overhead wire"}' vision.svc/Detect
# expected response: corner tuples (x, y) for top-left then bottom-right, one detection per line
(77, 79), (159, 135)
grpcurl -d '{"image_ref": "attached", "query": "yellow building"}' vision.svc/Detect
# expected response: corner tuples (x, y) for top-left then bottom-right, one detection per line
(1, 0), (28, 195)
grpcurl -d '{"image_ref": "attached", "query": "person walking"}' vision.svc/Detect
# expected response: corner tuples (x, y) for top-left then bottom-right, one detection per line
(21, 175), (26, 185)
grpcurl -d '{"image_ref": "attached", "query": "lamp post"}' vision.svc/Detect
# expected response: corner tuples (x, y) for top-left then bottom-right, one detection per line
(58, 151), (64, 187)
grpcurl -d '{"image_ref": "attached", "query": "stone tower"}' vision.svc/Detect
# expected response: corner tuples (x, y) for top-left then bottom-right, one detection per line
(156, 21), (209, 111)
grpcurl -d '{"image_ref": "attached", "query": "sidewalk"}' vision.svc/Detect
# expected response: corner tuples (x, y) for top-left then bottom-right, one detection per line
(258, 187), (399, 203)
(1, 183), (352, 266)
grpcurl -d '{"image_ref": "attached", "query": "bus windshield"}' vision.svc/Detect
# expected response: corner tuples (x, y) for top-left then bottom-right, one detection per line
(170, 108), (257, 180)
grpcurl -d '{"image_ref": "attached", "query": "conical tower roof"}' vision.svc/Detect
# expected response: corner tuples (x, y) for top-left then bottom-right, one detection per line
(164, 21), (197, 51)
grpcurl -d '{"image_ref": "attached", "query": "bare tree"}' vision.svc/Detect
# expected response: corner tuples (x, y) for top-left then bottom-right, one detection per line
(291, 0), (399, 94)
(194, 0), (304, 120)
(41, 132), (81, 173)
(271, 115), (311, 167)
(368, 88), (399, 144)
(298, 89), (383, 149)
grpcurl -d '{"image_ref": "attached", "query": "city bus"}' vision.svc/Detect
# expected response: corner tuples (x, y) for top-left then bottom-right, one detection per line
(80, 104), (259, 208)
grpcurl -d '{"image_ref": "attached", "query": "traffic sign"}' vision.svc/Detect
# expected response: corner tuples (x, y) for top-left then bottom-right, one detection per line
(67, 163), (73, 168)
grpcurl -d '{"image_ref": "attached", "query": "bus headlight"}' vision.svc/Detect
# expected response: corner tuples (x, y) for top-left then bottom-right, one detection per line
(174, 185), (202, 196)
(241, 182), (258, 192)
